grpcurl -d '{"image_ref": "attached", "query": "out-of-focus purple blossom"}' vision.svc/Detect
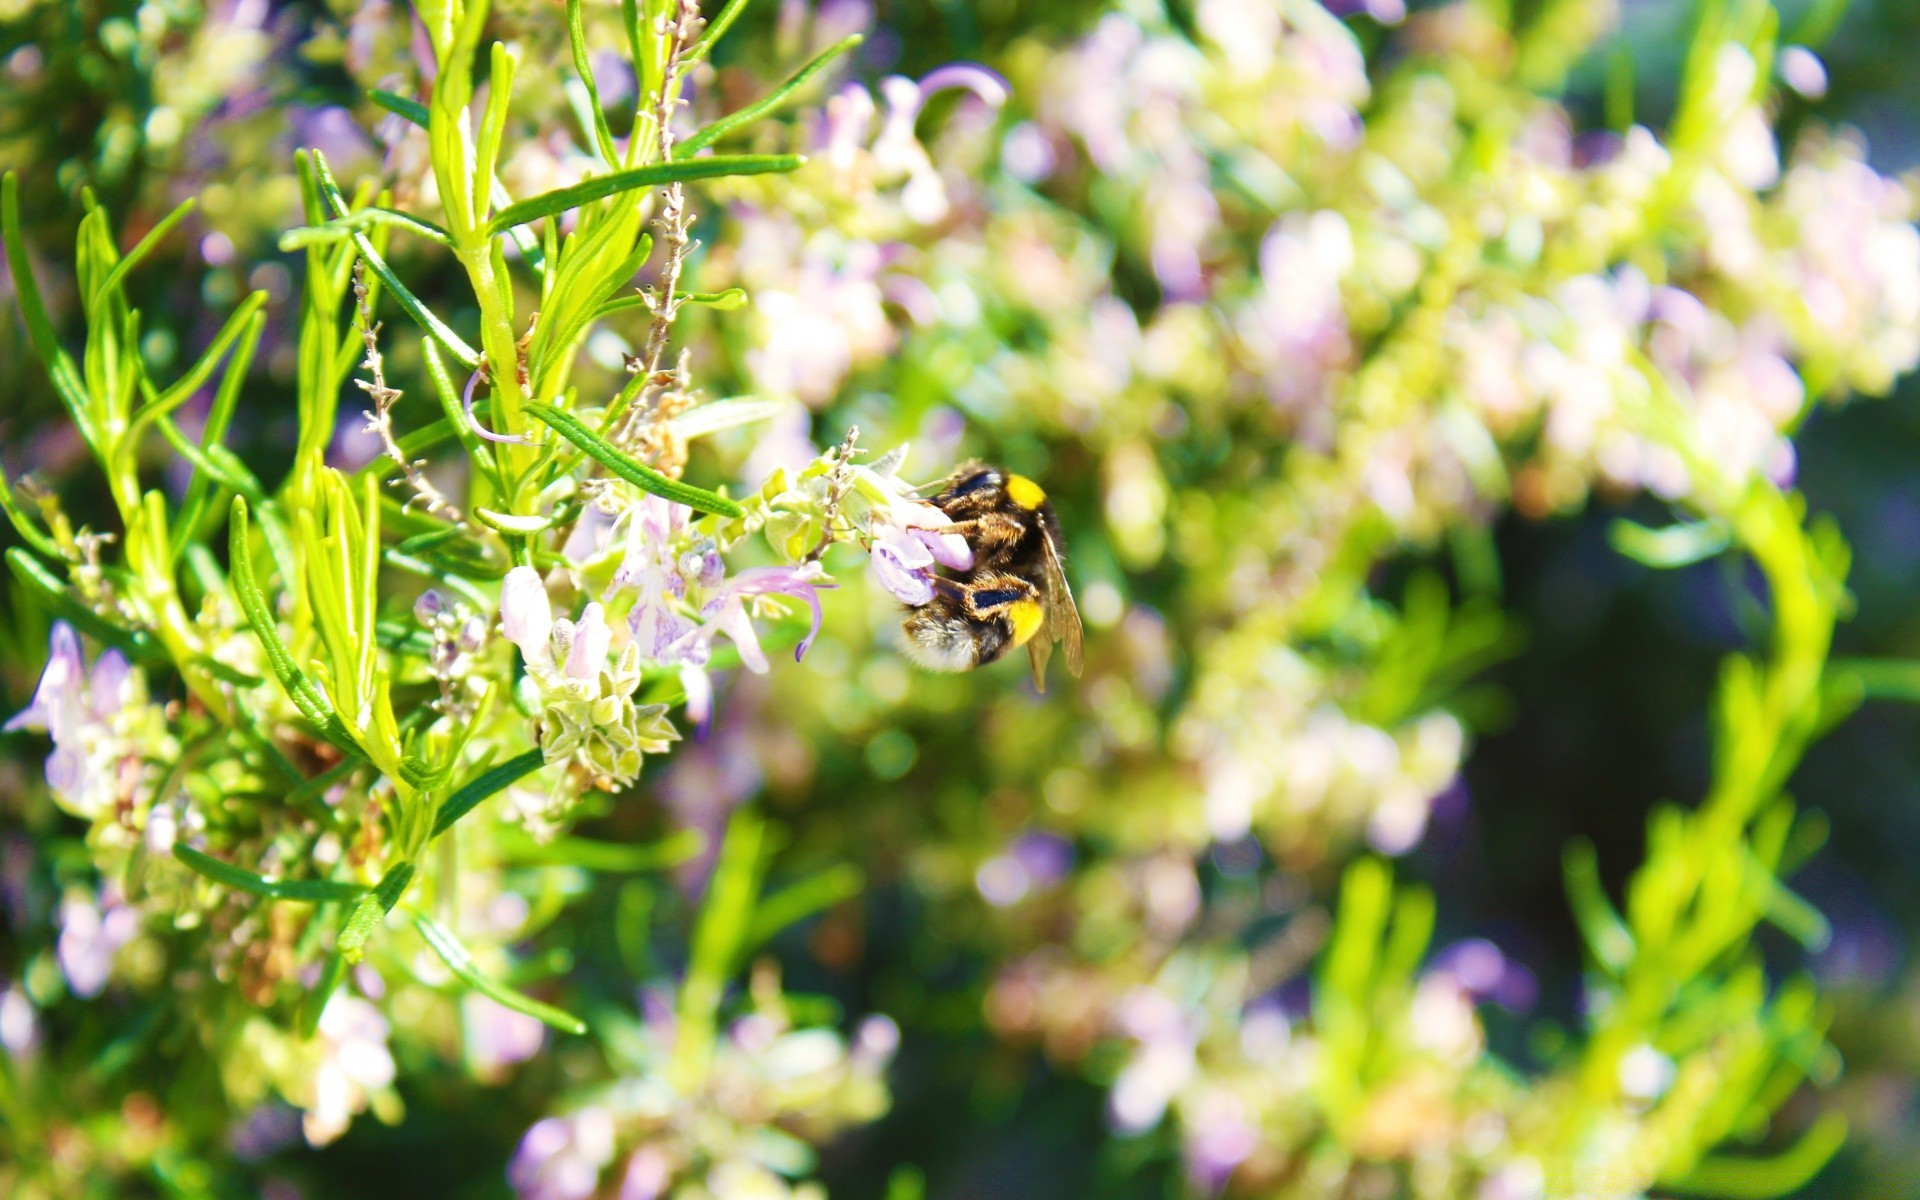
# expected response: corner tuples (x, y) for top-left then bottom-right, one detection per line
(510, 1107), (618, 1200)
(1431, 938), (1538, 1013)
(917, 62), (1010, 108)
(1182, 1090), (1259, 1192)
(0, 985), (38, 1057)
(1012, 832), (1075, 887)
(1778, 45), (1828, 99)
(58, 886), (137, 999)
(305, 995), (397, 1145)
(618, 1146), (672, 1200)
(977, 833), (1075, 907)
(465, 993), (548, 1082)
(229, 1102), (304, 1161)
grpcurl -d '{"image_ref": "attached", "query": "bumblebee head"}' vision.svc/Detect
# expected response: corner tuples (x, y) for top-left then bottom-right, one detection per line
(1005, 474), (1047, 510)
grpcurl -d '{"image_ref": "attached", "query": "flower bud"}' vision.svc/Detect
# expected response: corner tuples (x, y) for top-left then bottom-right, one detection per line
(499, 567), (552, 656)
(414, 589), (447, 625)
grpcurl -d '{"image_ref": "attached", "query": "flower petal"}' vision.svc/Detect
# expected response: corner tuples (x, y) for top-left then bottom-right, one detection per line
(500, 568), (553, 659)
(722, 566), (831, 660)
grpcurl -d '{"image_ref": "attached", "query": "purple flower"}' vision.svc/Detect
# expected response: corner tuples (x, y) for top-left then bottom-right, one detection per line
(464, 993), (547, 1081)
(917, 62), (1011, 108)
(7, 622), (141, 818)
(57, 885), (137, 999)
(870, 522), (938, 605)
(613, 497), (830, 733)
(509, 1108), (617, 1200)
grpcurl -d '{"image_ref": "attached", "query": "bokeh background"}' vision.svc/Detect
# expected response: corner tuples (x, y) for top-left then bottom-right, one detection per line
(3, 0), (1920, 1197)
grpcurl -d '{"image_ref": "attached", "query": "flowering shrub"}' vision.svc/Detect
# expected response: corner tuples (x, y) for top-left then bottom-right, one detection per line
(2, 0), (1919, 1197)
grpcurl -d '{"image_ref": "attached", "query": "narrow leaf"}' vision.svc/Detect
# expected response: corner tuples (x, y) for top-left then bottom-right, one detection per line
(172, 845), (366, 903)
(279, 207), (453, 251)
(368, 89), (430, 127)
(228, 497), (363, 755)
(0, 467), (62, 558)
(745, 863), (863, 952)
(413, 912), (588, 1034)
(1564, 840), (1635, 974)
(310, 150), (480, 368)
(1663, 1111), (1847, 1198)
(87, 195), (196, 313)
(593, 287), (747, 320)
(678, 35), (861, 158)
(566, 0), (621, 165)
(687, 0), (756, 63)
(3, 173), (92, 438)
(488, 155), (804, 235)
(524, 402), (744, 518)
(432, 749), (547, 837)
(337, 861), (415, 963)
(1608, 516), (1731, 569)
(6, 547), (161, 661)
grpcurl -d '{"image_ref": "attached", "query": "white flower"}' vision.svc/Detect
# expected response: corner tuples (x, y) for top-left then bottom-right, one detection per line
(304, 995), (396, 1146)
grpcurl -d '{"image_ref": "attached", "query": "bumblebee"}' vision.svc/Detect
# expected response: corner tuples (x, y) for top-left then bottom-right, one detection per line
(900, 463), (1085, 690)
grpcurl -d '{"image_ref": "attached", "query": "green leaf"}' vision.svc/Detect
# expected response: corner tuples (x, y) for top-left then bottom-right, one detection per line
(5, 547), (161, 661)
(157, 417), (265, 503)
(524, 402), (744, 518)
(3, 173), (93, 441)
(669, 396), (792, 440)
(1609, 517), (1732, 568)
(338, 861), (415, 963)
(488, 155), (804, 235)
(279, 207), (453, 251)
(1564, 839), (1635, 974)
(228, 497), (364, 756)
(566, 0), (620, 166)
(412, 912), (588, 1034)
(0, 466), (62, 559)
(687, 0), (757, 63)
(745, 863), (863, 952)
(142, 291), (268, 424)
(422, 341), (506, 497)
(86, 195), (196, 314)
(1662, 1111), (1847, 1198)
(593, 287), (747, 320)
(502, 829), (705, 872)
(1827, 657), (1920, 705)
(310, 150), (481, 369)
(188, 654), (266, 688)
(368, 88), (429, 127)
(678, 34), (861, 158)
(172, 845), (366, 903)
(301, 953), (349, 1038)
(432, 749), (547, 837)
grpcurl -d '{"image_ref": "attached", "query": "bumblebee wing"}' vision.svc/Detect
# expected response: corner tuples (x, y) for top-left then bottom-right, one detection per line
(1028, 520), (1084, 688)
(1027, 623), (1053, 692)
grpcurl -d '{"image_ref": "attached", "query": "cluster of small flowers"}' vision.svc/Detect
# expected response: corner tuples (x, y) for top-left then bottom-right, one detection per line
(509, 981), (898, 1200)
(493, 439), (960, 829)
(709, 0), (1920, 1191)
(5, 624), (173, 836)
(988, 936), (1560, 1197)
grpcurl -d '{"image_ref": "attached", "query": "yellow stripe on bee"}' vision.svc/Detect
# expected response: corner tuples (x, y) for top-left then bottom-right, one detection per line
(1005, 474), (1046, 509)
(1008, 598), (1045, 646)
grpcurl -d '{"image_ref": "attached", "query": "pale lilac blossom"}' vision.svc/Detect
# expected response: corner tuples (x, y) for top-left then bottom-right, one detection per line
(57, 885), (137, 999)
